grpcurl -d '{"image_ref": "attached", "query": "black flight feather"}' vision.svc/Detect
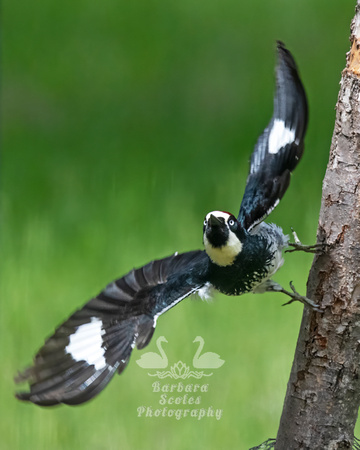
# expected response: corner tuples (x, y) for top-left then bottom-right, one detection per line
(15, 42), (309, 407)
(238, 41), (308, 231)
(15, 251), (208, 406)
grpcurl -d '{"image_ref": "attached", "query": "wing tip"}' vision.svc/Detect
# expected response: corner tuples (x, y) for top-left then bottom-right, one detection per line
(274, 40), (308, 130)
(276, 40), (299, 73)
(15, 391), (30, 401)
(15, 390), (60, 407)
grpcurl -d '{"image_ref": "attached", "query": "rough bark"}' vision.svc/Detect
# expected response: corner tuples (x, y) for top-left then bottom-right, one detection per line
(275, 3), (360, 449)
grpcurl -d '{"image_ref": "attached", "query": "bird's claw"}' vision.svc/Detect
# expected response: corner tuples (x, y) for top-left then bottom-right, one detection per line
(281, 281), (324, 312)
(286, 229), (329, 254)
(286, 242), (328, 254)
(263, 280), (323, 312)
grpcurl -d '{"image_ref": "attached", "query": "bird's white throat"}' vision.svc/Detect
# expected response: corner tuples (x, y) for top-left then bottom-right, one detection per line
(204, 231), (243, 267)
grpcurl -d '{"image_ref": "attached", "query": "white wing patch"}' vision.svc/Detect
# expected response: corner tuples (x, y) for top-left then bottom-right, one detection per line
(268, 119), (296, 154)
(66, 317), (106, 370)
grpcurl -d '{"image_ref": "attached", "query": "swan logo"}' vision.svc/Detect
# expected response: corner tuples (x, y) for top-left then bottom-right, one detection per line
(136, 336), (224, 421)
(136, 335), (225, 379)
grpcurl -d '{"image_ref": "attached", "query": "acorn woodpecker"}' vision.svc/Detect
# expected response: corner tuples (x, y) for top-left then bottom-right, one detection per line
(15, 42), (321, 406)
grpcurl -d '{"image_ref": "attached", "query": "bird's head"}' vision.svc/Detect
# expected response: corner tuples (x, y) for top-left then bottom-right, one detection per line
(203, 211), (243, 267)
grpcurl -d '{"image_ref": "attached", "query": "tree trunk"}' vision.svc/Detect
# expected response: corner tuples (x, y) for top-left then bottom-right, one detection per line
(275, 3), (360, 449)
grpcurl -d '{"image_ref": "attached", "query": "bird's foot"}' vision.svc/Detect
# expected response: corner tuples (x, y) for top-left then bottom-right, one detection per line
(286, 228), (328, 254)
(265, 280), (323, 312)
(281, 282), (323, 312)
(286, 242), (327, 254)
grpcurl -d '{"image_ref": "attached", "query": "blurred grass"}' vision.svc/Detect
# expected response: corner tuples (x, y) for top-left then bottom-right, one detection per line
(2, 0), (357, 448)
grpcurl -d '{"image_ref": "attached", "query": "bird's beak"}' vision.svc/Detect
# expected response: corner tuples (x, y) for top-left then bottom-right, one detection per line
(208, 214), (222, 228)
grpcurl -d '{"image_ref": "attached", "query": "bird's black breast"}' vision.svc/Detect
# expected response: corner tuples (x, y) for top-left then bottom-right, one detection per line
(207, 234), (273, 296)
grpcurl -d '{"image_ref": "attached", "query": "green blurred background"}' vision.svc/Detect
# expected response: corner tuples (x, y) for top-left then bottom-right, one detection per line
(2, 0), (357, 448)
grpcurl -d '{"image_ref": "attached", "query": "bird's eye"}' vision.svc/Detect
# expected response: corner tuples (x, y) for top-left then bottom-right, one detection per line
(228, 219), (235, 227)
(203, 219), (207, 226)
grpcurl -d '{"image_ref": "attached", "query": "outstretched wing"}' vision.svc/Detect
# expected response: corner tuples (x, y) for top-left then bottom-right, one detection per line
(238, 41), (308, 231)
(15, 250), (209, 406)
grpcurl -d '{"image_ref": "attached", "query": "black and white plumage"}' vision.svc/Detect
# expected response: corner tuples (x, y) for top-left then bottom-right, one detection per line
(238, 42), (308, 231)
(15, 42), (314, 406)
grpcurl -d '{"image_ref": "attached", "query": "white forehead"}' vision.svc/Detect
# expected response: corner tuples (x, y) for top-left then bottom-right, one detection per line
(205, 210), (231, 221)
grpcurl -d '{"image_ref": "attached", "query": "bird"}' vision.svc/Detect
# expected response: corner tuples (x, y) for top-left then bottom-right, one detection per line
(192, 336), (225, 369)
(135, 336), (168, 369)
(15, 41), (321, 407)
